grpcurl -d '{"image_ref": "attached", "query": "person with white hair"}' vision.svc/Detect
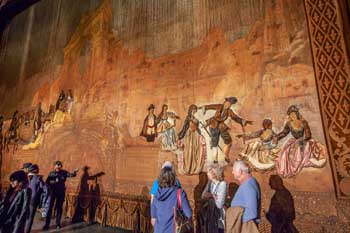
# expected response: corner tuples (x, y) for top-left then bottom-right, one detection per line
(200, 163), (227, 233)
(231, 160), (261, 225)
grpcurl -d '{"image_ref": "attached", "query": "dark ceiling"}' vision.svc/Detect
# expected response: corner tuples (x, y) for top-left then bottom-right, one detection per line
(0, 0), (41, 35)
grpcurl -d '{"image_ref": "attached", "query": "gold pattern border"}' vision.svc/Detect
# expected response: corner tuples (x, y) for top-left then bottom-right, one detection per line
(304, 0), (350, 199)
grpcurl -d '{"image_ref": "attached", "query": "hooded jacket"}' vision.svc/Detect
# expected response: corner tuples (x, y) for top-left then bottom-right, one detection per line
(151, 186), (192, 233)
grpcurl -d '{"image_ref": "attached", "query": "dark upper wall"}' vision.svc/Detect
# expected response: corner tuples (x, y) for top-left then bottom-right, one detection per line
(0, 0), (315, 118)
(109, 0), (266, 56)
(0, 0), (103, 87)
(0, 0), (265, 89)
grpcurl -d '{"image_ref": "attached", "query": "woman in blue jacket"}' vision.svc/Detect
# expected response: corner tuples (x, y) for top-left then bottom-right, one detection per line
(151, 166), (192, 233)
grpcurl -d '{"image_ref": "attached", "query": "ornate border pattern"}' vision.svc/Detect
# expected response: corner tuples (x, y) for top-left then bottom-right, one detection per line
(304, 0), (350, 199)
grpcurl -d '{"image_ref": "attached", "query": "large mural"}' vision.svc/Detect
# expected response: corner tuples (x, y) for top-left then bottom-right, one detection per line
(1, 0), (348, 231)
(0, 0), (333, 185)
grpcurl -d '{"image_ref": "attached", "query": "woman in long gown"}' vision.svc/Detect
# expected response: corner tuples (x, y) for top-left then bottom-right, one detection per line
(275, 105), (327, 178)
(156, 104), (179, 151)
(237, 119), (279, 171)
(177, 105), (206, 175)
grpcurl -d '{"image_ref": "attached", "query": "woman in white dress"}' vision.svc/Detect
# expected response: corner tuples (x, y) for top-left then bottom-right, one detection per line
(156, 104), (179, 151)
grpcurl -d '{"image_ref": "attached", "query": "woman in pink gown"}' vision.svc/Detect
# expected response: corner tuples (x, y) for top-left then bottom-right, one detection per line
(275, 105), (327, 178)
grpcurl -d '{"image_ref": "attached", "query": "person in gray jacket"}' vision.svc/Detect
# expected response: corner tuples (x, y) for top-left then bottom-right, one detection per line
(200, 163), (227, 233)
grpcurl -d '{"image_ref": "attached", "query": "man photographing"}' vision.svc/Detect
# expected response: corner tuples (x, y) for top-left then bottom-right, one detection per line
(43, 161), (79, 230)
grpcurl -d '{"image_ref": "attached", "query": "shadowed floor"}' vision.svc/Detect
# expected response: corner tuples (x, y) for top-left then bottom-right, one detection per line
(30, 213), (131, 233)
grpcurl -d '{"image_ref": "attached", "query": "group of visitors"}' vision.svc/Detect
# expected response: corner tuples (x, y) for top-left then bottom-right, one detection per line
(150, 160), (261, 233)
(0, 159), (262, 233)
(0, 161), (79, 232)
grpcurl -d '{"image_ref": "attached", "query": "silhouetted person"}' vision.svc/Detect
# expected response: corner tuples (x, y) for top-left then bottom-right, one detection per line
(21, 163), (32, 174)
(43, 161), (78, 230)
(193, 172), (208, 233)
(0, 170), (31, 233)
(266, 175), (299, 233)
(72, 166), (104, 224)
(89, 175), (102, 224)
(25, 164), (45, 233)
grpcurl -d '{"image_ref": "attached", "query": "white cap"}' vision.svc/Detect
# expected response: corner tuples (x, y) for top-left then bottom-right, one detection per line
(161, 161), (173, 169)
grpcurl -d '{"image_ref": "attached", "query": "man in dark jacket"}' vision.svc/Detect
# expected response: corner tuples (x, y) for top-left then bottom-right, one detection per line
(0, 170), (31, 233)
(25, 164), (45, 233)
(42, 161), (79, 230)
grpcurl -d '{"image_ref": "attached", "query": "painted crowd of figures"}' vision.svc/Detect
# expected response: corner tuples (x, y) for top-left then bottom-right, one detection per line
(0, 92), (326, 179)
(238, 105), (327, 178)
(0, 89), (74, 153)
(140, 98), (327, 178)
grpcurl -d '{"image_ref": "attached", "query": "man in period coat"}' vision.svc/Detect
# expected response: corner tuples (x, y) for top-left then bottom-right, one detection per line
(200, 97), (252, 162)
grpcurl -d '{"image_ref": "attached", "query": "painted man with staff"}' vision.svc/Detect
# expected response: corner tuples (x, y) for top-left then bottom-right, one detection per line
(198, 97), (252, 163)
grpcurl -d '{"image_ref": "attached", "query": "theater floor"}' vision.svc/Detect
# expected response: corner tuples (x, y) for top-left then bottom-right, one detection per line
(30, 213), (131, 233)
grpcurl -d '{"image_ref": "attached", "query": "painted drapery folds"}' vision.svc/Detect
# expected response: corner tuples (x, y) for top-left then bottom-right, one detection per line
(0, 0), (350, 232)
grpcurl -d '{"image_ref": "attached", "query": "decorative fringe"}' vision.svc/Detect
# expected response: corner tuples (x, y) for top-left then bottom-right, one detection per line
(65, 192), (151, 233)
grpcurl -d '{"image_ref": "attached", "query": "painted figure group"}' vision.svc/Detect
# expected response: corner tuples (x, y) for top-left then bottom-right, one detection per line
(238, 105), (327, 178)
(0, 89), (74, 153)
(140, 97), (253, 175)
(141, 98), (327, 178)
(0, 161), (79, 233)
